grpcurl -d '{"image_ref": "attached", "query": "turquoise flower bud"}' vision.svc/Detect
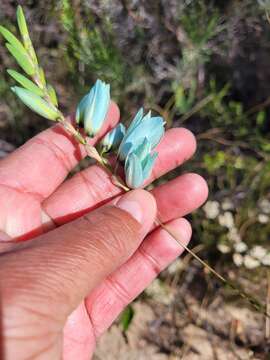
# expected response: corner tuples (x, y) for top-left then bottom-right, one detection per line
(124, 138), (158, 189)
(76, 79), (110, 137)
(100, 123), (126, 153)
(118, 108), (165, 161)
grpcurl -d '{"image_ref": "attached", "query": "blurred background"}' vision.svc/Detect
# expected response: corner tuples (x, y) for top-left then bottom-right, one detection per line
(1, 1), (270, 358)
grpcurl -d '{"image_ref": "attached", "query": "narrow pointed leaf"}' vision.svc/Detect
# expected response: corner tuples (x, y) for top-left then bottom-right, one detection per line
(7, 69), (43, 96)
(6, 43), (34, 75)
(47, 84), (58, 106)
(0, 25), (26, 54)
(28, 45), (38, 65)
(11, 86), (60, 121)
(16, 5), (29, 38)
(38, 67), (46, 86)
(16, 6), (38, 65)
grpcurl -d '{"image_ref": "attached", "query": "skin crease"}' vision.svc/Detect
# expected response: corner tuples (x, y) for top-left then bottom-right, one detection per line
(0, 103), (208, 359)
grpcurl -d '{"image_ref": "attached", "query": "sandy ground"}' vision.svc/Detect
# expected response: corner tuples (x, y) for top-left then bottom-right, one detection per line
(94, 297), (267, 359)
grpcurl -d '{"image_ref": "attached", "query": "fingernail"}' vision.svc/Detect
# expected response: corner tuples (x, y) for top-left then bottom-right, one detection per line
(116, 191), (144, 223)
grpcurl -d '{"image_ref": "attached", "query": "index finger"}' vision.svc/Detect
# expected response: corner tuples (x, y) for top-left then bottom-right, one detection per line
(0, 103), (120, 201)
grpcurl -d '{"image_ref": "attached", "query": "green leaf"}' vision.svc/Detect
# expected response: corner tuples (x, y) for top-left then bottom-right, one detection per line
(7, 69), (43, 96)
(38, 67), (46, 86)
(11, 86), (60, 121)
(16, 5), (29, 38)
(120, 305), (134, 332)
(0, 25), (26, 54)
(256, 110), (266, 126)
(47, 84), (58, 106)
(16, 6), (38, 65)
(28, 45), (38, 65)
(6, 43), (35, 76)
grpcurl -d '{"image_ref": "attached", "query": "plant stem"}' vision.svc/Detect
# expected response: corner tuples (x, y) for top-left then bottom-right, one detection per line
(59, 122), (270, 319)
(179, 94), (214, 123)
(156, 216), (270, 318)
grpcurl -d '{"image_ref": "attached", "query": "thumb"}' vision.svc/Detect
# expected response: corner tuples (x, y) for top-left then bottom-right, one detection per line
(0, 190), (156, 347)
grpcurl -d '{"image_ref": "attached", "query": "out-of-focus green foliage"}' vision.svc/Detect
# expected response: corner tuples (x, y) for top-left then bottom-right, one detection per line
(119, 305), (134, 332)
(59, 0), (129, 99)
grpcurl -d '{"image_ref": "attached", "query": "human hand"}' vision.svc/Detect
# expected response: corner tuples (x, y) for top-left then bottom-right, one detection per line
(0, 103), (208, 359)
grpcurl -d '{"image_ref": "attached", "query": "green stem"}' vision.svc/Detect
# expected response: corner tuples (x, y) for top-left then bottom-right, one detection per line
(179, 94), (214, 123)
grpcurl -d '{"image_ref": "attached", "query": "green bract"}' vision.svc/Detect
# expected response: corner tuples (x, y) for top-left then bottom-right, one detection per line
(11, 86), (60, 121)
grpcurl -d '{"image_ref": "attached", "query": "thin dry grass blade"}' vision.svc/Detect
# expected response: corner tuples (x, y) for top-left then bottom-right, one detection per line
(156, 215), (270, 318)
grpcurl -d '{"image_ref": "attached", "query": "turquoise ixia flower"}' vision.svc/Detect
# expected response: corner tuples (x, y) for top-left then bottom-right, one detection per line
(119, 108), (165, 188)
(124, 137), (159, 188)
(76, 79), (110, 137)
(101, 123), (126, 153)
(118, 108), (164, 161)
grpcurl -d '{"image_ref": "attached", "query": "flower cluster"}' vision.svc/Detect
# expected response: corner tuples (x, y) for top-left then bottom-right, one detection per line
(75, 80), (165, 188)
(203, 199), (270, 269)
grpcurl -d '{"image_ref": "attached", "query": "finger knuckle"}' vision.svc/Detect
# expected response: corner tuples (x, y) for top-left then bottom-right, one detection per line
(81, 207), (139, 260)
